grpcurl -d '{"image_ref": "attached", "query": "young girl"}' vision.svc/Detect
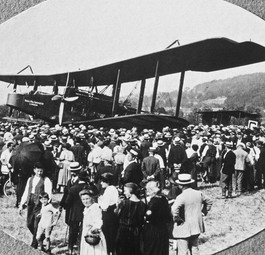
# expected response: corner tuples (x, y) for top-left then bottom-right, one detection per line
(36, 192), (59, 252)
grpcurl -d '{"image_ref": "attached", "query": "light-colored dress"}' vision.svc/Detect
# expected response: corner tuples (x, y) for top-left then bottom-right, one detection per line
(57, 149), (75, 186)
(80, 203), (107, 255)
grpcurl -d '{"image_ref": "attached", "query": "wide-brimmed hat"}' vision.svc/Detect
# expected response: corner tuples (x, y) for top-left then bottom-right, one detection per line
(176, 174), (194, 185)
(69, 162), (82, 172)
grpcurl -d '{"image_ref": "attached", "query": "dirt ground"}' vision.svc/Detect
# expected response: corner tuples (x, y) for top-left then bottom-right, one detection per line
(0, 183), (265, 255)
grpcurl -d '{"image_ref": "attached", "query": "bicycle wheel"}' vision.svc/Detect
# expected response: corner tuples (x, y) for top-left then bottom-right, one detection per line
(3, 179), (16, 198)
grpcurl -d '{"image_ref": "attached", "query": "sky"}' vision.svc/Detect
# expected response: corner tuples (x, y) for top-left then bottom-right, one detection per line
(0, 0), (264, 104)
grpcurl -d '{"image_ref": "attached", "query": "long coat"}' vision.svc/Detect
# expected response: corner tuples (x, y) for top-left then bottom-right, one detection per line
(221, 150), (236, 175)
(171, 188), (212, 238)
(65, 182), (88, 223)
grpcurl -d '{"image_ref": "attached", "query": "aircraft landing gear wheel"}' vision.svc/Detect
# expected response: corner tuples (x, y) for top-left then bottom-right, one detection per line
(3, 179), (16, 198)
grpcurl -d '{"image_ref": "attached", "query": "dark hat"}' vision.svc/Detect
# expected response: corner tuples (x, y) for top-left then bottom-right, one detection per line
(78, 170), (90, 181)
(100, 173), (113, 184)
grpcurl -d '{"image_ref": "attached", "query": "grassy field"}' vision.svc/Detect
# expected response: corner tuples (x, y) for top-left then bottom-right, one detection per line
(0, 184), (265, 254)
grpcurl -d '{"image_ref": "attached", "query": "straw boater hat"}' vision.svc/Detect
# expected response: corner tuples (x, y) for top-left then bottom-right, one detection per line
(44, 140), (52, 148)
(157, 140), (165, 147)
(148, 147), (156, 152)
(237, 142), (246, 149)
(129, 148), (139, 156)
(225, 141), (233, 148)
(69, 162), (82, 172)
(176, 174), (194, 185)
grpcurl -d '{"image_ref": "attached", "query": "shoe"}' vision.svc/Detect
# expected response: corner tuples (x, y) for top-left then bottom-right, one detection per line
(227, 194), (232, 198)
(221, 195), (226, 199)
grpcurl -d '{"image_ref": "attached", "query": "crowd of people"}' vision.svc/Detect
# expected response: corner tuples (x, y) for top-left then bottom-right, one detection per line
(0, 120), (264, 254)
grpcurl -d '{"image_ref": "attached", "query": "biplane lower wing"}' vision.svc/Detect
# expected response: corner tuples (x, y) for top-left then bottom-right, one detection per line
(62, 114), (189, 130)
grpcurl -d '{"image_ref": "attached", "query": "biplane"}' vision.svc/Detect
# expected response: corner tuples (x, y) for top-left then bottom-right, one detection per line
(0, 37), (265, 129)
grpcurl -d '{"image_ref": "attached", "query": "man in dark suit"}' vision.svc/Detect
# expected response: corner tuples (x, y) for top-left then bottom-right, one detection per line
(221, 141), (236, 198)
(140, 134), (152, 160)
(70, 137), (85, 166)
(64, 169), (90, 254)
(122, 148), (143, 186)
(141, 147), (160, 183)
(168, 136), (187, 175)
(60, 162), (82, 224)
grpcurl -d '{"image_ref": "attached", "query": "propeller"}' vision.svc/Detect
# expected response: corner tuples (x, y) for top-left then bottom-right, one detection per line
(51, 94), (63, 101)
(64, 96), (79, 102)
(51, 94), (78, 102)
(52, 73), (79, 125)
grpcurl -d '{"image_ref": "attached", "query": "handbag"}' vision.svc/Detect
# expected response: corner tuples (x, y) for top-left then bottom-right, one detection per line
(58, 162), (64, 169)
(84, 229), (101, 246)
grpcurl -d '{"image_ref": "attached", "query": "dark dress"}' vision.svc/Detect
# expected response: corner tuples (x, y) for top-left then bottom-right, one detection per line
(143, 195), (171, 255)
(116, 199), (146, 255)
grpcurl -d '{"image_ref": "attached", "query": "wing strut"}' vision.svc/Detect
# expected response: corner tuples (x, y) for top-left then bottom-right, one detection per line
(175, 71), (185, 117)
(150, 60), (160, 113)
(112, 69), (121, 116)
(137, 79), (146, 114)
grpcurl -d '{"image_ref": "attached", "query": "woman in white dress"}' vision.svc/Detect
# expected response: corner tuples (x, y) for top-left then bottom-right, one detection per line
(57, 143), (75, 191)
(98, 173), (119, 255)
(79, 188), (107, 255)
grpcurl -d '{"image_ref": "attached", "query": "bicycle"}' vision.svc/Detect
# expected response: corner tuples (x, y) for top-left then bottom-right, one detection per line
(1, 169), (16, 198)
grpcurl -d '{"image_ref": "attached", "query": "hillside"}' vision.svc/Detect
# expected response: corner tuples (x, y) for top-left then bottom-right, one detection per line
(132, 73), (265, 114)
(189, 72), (265, 110)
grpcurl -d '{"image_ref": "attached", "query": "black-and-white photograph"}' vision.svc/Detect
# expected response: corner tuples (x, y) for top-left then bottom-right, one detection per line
(0, 0), (264, 254)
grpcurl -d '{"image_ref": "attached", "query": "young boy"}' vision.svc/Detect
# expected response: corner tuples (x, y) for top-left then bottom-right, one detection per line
(36, 192), (59, 252)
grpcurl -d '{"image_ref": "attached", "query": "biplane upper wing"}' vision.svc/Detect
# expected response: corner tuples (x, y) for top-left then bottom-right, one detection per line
(1, 37), (265, 86)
